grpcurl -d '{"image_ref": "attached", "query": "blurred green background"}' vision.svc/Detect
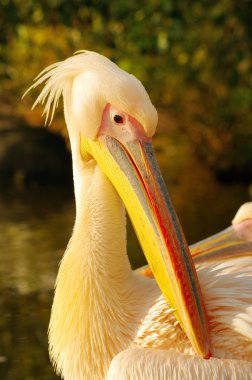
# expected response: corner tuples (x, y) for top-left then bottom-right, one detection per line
(1, 0), (252, 179)
(0, 1), (251, 379)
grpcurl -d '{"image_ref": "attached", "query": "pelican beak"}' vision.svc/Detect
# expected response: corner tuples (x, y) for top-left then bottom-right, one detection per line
(81, 134), (211, 358)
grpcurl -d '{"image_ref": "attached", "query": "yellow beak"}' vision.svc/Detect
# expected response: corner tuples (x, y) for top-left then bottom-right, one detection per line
(81, 134), (211, 358)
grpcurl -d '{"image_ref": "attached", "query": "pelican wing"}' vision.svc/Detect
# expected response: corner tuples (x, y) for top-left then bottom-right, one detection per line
(108, 348), (252, 380)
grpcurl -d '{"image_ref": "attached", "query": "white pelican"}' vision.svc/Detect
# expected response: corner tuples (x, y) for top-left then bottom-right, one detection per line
(27, 51), (252, 380)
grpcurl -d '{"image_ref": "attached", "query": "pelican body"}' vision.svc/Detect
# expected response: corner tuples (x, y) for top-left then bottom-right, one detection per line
(28, 52), (252, 379)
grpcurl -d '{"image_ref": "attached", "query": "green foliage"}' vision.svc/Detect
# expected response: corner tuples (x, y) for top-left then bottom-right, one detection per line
(1, 0), (251, 180)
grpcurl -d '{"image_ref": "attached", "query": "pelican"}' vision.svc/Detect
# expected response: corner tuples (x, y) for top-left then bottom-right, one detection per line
(27, 51), (252, 379)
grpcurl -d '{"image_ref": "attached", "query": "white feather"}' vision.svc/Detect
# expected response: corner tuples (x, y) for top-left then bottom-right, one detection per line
(28, 52), (252, 380)
(26, 51), (158, 138)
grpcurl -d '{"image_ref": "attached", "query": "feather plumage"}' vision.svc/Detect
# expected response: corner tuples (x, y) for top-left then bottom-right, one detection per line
(27, 51), (252, 380)
(26, 51), (158, 138)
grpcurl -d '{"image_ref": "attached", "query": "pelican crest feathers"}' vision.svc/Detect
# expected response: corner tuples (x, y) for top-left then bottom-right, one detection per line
(26, 51), (158, 139)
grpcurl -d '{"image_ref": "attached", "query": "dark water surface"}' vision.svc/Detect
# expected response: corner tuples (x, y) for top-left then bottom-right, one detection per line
(0, 134), (250, 379)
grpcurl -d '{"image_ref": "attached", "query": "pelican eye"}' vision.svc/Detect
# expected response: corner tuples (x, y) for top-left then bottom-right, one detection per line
(113, 114), (125, 124)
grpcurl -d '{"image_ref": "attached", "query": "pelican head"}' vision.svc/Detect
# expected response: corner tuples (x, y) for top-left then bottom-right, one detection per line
(28, 51), (210, 358)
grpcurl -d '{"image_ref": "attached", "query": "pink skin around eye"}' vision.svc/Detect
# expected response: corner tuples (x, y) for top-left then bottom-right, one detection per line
(98, 103), (151, 144)
(233, 219), (252, 241)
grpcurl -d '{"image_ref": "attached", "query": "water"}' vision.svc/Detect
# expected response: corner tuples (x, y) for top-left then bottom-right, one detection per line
(0, 133), (250, 379)
(0, 187), (73, 380)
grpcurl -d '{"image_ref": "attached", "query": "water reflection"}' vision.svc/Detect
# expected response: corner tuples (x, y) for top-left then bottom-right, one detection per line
(0, 187), (73, 380)
(0, 134), (250, 379)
